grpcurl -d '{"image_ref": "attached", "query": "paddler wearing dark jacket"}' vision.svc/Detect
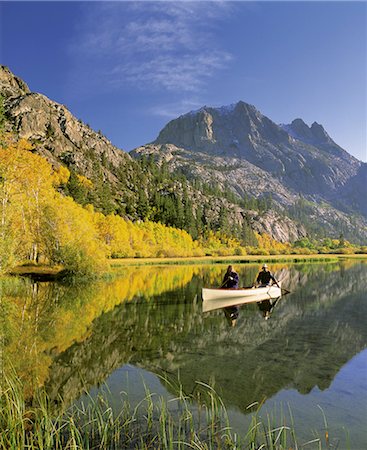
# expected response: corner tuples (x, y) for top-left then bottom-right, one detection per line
(222, 265), (239, 289)
(224, 305), (240, 327)
(256, 264), (280, 287)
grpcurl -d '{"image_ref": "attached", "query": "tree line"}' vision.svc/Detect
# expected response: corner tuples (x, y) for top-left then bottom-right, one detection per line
(0, 135), (276, 277)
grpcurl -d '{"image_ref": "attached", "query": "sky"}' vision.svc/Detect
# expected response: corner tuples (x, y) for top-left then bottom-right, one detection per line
(0, 1), (366, 161)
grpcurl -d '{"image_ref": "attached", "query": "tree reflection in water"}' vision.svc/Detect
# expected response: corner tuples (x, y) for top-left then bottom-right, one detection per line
(1, 261), (366, 422)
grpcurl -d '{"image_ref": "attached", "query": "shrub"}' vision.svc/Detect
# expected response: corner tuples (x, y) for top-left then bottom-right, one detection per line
(318, 246), (331, 254)
(247, 247), (269, 255)
(337, 247), (355, 255)
(234, 246), (247, 256)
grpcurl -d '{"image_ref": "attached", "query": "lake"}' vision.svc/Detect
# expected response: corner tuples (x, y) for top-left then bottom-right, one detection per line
(1, 261), (367, 448)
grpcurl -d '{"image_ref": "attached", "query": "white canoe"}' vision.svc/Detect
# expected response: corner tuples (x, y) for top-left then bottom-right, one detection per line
(202, 292), (280, 313)
(202, 283), (281, 302)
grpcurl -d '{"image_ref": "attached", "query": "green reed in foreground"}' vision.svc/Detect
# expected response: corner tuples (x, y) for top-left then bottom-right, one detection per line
(0, 376), (344, 450)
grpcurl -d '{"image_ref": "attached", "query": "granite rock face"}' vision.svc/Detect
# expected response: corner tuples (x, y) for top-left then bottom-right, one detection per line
(155, 101), (364, 210)
(247, 210), (306, 243)
(132, 143), (296, 206)
(132, 144), (366, 242)
(1, 66), (130, 186)
(4, 93), (130, 181)
(0, 65), (30, 98)
(135, 101), (367, 242)
(1, 66), (365, 243)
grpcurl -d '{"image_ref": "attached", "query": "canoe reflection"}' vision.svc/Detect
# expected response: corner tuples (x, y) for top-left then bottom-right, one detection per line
(257, 297), (280, 320)
(203, 293), (282, 326)
(224, 305), (240, 327)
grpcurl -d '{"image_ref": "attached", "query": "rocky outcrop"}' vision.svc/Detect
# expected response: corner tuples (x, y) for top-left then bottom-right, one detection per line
(0, 66), (140, 216)
(132, 143), (307, 242)
(281, 118), (343, 153)
(1, 66), (365, 243)
(3, 90), (130, 183)
(132, 143), (296, 205)
(156, 102), (291, 163)
(154, 101), (363, 210)
(132, 143), (366, 242)
(134, 100), (367, 242)
(0, 65), (30, 98)
(246, 210), (304, 243)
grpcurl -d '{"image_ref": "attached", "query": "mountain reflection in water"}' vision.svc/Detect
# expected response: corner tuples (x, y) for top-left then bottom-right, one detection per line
(1, 261), (367, 445)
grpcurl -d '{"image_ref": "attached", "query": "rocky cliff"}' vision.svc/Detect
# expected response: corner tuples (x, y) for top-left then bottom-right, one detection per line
(0, 66), (129, 181)
(134, 101), (367, 242)
(1, 66), (365, 243)
(154, 101), (362, 200)
(0, 66), (309, 242)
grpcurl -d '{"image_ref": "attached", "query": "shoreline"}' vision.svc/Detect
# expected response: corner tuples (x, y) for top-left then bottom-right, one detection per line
(110, 253), (367, 266)
(7, 254), (367, 280)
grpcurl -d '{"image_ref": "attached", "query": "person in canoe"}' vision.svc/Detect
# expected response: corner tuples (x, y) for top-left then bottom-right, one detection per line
(255, 264), (280, 287)
(257, 297), (280, 320)
(221, 265), (239, 289)
(224, 305), (239, 327)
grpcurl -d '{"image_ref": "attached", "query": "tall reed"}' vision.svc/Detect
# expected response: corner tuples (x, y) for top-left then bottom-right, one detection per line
(0, 374), (345, 449)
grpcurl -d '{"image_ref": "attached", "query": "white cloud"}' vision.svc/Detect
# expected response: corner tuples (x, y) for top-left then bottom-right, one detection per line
(148, 98), (204, 118)
(109, 51), (232, 92)
(70, 1), (234, 94)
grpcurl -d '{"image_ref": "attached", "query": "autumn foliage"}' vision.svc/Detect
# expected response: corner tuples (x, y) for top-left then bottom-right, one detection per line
(0, 136), (204, 275)
(1, 136), (363, 276)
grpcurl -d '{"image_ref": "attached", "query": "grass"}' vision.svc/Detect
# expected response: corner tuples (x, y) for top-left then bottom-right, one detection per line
(9, 264), (66, 280)
(7, 254), (367, 278)
(0, 375), (345, 450)
(110, 253), (367, 267)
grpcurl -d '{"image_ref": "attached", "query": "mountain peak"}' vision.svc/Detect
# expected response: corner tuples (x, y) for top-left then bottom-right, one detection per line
(235, 100), (258, 110)
(155, 100), (289, 161)
(0, 65), (30, 98)
(310, 121), (332, 143)
(291, 118), (308, 128)
(281, 118), (334, 146)
(185, 100), (257, 118)
(280, 118), (314, 141)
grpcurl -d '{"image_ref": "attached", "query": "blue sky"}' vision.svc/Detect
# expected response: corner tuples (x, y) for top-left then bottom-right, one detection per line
(1, 1), (366, 161)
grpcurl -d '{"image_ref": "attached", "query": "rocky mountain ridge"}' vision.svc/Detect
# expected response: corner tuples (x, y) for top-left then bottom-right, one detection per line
(153, 100), (363, 201)
(135, 100), (367, 241)
(1, 65), (365, 243)
(0, 66), (129, 181)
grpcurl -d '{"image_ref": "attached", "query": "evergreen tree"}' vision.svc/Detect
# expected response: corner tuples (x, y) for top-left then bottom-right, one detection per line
(65, 171), (88, 205)
(218, 206), (230, 234)
(183, 200), (195, 237)
(175, 194), (185, 229)
(195, 205), (204, 238)
(0, 95), (5, 131)
(136, 187), (149, 220)
(241, 217), (258, 247)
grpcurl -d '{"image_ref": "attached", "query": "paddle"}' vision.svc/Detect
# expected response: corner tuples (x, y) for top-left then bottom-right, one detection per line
(219, 280), (227, 288)
(220, 277), (235, 288)
(277, 279), (291, 295)
(281, 287), (291, 295)
(278, 280), (291, 294)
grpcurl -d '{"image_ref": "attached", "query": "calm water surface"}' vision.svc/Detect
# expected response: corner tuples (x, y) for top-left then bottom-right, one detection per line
(1, 261), (367, 448)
